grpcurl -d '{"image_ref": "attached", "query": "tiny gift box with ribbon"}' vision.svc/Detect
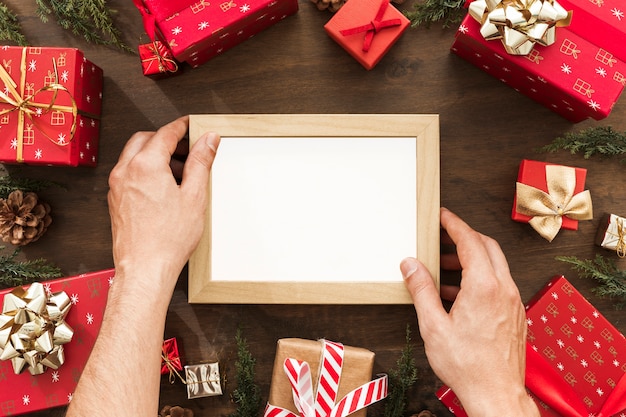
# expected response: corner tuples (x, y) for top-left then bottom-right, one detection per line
(512, 159), (593, 242)
(0, 269), (114, 416)
(184, 362), (222, 399)
(595, 213), (626, 258)
(437, 275), (626, 417)
(265, 338), (387, 417)
(138, 40), (181, 78)
(133, 0), (299, 69)
(0, 46), (102, 166)
(324, 0), (409, 70)
(451, 0), (626, 122)
(161, 337), (184, 380)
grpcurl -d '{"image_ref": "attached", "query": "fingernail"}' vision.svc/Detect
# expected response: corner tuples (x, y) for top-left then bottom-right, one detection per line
(203, 132), (220, 153)
(400, 257), (419, 280)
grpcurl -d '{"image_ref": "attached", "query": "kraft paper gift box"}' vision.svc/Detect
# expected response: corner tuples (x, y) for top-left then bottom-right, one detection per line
(450, 5), (626, 122)
(0, 269), (114, 416)
(324, 0), (409, 70)
(266, 338), (387, 417)
(133, 0), (299, 68)
(437, 275), (626, 417)
(512, 159), (592, 242)
(595, 213), (626, 257)
(0, 46), (102, 166)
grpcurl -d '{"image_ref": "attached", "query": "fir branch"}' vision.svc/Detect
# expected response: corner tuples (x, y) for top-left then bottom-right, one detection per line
(0, 2), (27, 45)
(0, 175), (61, 199)
(537, 126), (626, 163)
(0, 247), (62, 289)
(229, 328), (263, 417)
(404, 0), (466, 28)
(384, 325), (418, 417)
(34, 0), (133, 53)
(556, 254), (626, 308)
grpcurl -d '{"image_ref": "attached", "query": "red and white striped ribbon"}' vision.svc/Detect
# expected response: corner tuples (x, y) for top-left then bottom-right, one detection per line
(265, 340), (388, 417)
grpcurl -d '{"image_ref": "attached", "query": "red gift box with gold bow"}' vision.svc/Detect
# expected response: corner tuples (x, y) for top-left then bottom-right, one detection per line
(0, 269), (114, 416)
(139, 40), (181, 78)
(0, 46), (102, 166)
(324, 0), (409, 70)
(437, 275), (626, 417)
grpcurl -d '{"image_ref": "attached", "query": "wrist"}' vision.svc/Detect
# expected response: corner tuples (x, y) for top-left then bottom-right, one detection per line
(108, 260), (181, 309)
(457, 385), (539, 417)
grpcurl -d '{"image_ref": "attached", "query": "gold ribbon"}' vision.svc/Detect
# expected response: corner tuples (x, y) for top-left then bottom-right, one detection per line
(0, 282), (74, 375)
(0, 48), (78, 162)
(468, 0), (572, 55)
(516, 164), (593, 241)
(141, 41), (179, 74)
(161, 351), (186, 384)
(604, 216), (625, 258)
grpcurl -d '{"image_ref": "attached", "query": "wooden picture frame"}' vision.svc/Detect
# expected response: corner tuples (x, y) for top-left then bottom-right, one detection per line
(188, 114), (439, 304)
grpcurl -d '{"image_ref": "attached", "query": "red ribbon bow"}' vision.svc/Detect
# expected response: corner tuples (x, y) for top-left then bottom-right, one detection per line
(339, 0), (402, 52)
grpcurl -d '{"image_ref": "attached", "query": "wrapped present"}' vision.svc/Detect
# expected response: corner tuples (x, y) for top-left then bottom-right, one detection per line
(138, 40), (181, 78)
(451, 2), (626, 122)
(265, 338), (387, 417)
(512, 159), (593, 242)
(0, 46), (102, 166)
(184, 362), (222, 399)
(595, 213), (625, 258)
(133, 0), (299, 68)
(324, 0), (409, 70)
(437, 275), (626, 417)
(161, 337), (184, 381)
(0, 269), (114, 416)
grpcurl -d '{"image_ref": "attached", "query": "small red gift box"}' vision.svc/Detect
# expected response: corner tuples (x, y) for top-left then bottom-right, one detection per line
(160, 337), (183, 378)
(0, 46), (102, 166)
(437, 275), (626, 417)
(512, 159), (592, 241)
(324, 0), (409, 70)
(0, 269), (114, 416)
(451, 11), (626, 122)
(133, 0), (299, 68)
(138, 40), (181, 78)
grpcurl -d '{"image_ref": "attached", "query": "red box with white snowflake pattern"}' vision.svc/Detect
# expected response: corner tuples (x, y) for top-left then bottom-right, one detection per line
(134, 0), (298, 68)
(436, 275), (626, 417)
(0, 46), (102, 166)
(0, 269), (114, 416)
(451, 14), (626, 122)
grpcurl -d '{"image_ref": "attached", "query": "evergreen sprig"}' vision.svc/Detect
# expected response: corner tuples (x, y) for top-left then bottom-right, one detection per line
(0, 247), (62, 289)
(556, 254), (626, 308)
(0, 2), (27, 46)
(229, 329), (263, 417)
(404, 0), (466, 28)
(538, 126), (626, 163)
(384, 325), (418, 417)
(0, 175), (61, 199)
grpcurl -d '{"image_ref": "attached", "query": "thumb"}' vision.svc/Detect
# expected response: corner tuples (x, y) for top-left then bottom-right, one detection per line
(181, 132), (221, 193)
(401, 257), (447, 325)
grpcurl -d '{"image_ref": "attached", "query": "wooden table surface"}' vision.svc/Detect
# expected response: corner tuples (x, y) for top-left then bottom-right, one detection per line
(5, 0), (625, 416)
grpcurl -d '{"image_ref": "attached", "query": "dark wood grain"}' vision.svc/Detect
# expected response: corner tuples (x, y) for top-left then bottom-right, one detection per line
(4, 0), (625, 416)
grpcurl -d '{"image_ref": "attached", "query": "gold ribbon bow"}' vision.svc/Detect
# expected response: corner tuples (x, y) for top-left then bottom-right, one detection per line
(141, 41), (179, 74)
(607, 216), (625, 258)
(0, 48), (78, 162)
(468, 0), (572, 55)
(515, 164), (593, 241)
(0, 282), (74, 375)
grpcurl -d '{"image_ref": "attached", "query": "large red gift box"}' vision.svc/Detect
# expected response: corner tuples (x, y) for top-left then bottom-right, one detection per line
(437, 275), (626, 417)
(324, 0), (409, 70)
(451, 11), (626, 122)
(0, 47), (102, 166)
(133, 0), (299, 68)
(0, 269), (114, 416)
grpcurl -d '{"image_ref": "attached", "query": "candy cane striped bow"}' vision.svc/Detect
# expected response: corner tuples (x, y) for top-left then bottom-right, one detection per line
(265, 340), (388, 417)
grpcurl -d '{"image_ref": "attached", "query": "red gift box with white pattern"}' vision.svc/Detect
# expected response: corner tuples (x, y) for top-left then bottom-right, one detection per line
(451, 13), (626, 122)
(134, 0), (298, 68)
(437, 275), (626, 417)
(0, 269), (114, 416)
(0, 46), (102, 166)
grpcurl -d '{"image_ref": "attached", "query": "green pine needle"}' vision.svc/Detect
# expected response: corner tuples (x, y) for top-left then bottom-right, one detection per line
(384, 325), (418, 417)
(0, 175), (61, 200)
(229, 329), (263, 417)
(0, 2), (27, 45)
(556, 254), (626, 309)
(538, 126), (626, 163)
(0, 247), (62, 289)
(404, 0), (466, 28)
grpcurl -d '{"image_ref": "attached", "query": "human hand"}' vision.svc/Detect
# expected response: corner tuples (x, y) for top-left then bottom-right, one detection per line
(108, 116), (220, 287)
(400, 208), (538, 417)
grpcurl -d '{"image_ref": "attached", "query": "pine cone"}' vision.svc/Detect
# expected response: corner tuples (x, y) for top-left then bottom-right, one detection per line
(0, 190), (51, 246)
(159, 405), (194, 417)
